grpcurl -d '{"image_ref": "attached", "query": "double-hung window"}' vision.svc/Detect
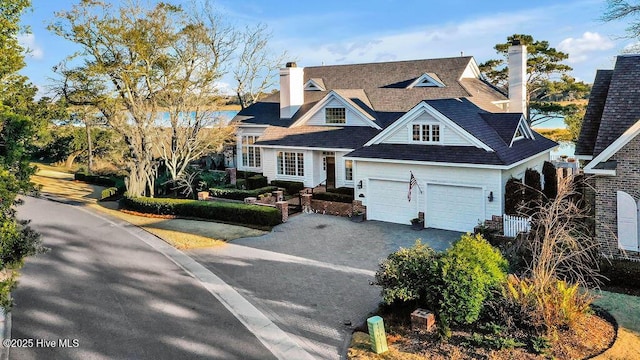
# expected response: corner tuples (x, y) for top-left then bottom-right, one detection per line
(242, 135), (261, 167)
(277, 152), (304, 176)
(412, 123), (440, 143)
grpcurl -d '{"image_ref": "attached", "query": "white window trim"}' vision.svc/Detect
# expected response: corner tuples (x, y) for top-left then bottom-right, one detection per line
(241, 135), (261, 168)
(325, 107), (347, 124)
(277, 151), (305, 177)
(344, 159), (354, 182)
(408, 121), (443, 144)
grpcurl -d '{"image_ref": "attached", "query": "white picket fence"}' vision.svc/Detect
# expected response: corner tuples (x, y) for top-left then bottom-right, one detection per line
(503, 214), (531, 237)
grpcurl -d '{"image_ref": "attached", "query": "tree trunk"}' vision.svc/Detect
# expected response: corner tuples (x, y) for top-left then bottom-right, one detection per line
(64, 150), (83, 169)
(85, 122), (93, 174)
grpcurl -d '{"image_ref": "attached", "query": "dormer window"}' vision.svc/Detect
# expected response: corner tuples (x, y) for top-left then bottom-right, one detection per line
(325, 107), (346, 124)
(412, 123), (440, 143)
(407, 73), (445, 88)
(304, 78), (325, 91)
(509, 117), (535, 146)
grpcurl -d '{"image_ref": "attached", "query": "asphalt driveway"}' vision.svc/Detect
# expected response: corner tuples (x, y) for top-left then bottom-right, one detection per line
(186, 213), (461, 360)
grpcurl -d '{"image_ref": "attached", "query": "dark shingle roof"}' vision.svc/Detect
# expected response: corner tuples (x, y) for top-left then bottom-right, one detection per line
(347, 99), (556, 166)
(255, 126), (380, 149)
(233, 56), (507, 126)
(575, 70), (613, 156)
(592, 55), (640, 155)
(480, 113), (521, 145)
(346, 144), (504, 165)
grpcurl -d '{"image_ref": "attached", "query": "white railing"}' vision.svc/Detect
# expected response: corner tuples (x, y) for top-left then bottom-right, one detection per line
(503, 214), (531, 237)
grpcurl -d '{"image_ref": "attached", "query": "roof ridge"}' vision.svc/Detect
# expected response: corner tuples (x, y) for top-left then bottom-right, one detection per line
(303, 56), (472, 70)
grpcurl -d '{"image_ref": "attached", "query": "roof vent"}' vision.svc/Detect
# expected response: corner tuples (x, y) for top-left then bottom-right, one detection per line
(285, 62), (297, 68)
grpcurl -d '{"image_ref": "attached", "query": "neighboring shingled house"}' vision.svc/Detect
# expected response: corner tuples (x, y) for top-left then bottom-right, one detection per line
(233, 43), (556, 232)
(575, 54), (640, 258)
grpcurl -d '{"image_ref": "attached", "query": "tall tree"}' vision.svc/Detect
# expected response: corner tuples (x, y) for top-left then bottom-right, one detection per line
(233, 23), (287, 109)
(479, 34), (591, 127)
(0, 0), (46, 310)
(50, 0), (237, 196)
(603, 0), (640, 38)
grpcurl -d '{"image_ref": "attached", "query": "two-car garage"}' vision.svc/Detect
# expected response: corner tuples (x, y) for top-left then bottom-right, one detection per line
(366, 179), (485, 232)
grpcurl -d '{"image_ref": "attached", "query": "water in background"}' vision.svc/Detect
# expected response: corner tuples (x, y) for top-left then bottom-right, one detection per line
(159, 110), (239, 124)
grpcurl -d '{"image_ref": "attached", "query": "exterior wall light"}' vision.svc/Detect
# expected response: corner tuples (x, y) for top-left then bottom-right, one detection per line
(488, 191), (494, 202)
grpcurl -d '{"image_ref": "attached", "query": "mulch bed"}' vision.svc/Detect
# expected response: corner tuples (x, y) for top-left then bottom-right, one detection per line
(362, 307), (616, 360)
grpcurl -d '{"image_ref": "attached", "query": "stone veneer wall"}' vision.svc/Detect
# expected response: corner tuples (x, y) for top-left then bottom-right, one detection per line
(595, 134), (640, 259)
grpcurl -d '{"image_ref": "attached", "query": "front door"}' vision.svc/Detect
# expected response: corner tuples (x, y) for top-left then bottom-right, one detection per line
(326, 156), (336, 189)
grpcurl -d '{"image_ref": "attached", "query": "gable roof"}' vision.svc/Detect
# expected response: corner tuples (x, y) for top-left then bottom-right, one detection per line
(347, 99), (557, 166)
(577, 55), (640, 158)
(575, 70), (613, 156)
(290, 89), (380, 129)
(233, 56), (507, 127)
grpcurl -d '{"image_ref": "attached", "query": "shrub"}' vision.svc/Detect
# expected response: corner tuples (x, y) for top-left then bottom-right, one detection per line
(74, 172), (118, 187)
(270, 180), (305, 195)
(542, 161), (557, 200)
(313, 191), (353, 203)
(236, 170), (260, 179)
(502, 275), (593, 334)
(100, 187), (120, 201)
(599, 258), (640, 289)
(209, 186), (278, 201)
(236, 179), (246, 189)
(374, 240), (440, 305)
(523, 168), (542, 214)
(331, 187), (355, 196)
(504, 177), (524, 216)
(246, 175), (268, 190)
(197, 171), (227, 190)
(120, 196), (281, 227)
(438, 234), (508, 328)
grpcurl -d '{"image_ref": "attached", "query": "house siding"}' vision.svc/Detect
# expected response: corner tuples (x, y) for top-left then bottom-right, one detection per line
(355, 161), (502, 223)
(595, 134), (640, 259)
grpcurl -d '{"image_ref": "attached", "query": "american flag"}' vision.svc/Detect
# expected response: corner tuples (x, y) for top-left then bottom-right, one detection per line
(408, 172), (417, 202)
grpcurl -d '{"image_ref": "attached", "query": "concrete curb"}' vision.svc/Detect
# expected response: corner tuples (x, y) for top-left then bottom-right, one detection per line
(70, 201), (315, 360)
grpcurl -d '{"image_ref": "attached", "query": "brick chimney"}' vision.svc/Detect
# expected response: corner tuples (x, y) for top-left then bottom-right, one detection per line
(508, 40), (527, 116)
(280, 62), (304, 119)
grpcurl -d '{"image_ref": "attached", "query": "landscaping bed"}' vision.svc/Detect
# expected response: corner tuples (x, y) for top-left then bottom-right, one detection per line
(349, 306), (615, 359)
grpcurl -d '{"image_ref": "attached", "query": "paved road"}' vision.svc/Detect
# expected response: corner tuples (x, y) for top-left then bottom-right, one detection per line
(188, 213), (461, 359)
(13, 197), (277, 360)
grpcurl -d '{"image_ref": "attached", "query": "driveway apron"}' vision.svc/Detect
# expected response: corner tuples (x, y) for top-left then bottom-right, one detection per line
(187, 213), (461, 359)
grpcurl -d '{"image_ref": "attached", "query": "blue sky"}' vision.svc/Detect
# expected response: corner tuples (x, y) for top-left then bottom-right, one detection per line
(20, 0), (635, 97)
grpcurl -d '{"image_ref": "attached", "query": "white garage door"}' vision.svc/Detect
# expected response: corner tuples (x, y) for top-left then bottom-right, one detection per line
(426, 184), (484, 232)
(368, 180), (416, 224)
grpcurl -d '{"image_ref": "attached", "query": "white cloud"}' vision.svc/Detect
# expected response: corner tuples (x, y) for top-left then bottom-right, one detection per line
(558, 32), (614, 63)
(18, 33), (44, 60)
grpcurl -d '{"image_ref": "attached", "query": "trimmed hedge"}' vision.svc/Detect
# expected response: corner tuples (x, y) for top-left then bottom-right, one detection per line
(313, 191), (353, 203)
(120, 196), (281, 227)
(209, 186), (278, 201)
(100, 187), (120, 201)
(236, 170), (260, 179)
(74, 172), (117, 187)
(246, 175), (268, 190)
(270, 180), (305, 195)
(600, 258), (640, 289)
(331, 187), (355, 196)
